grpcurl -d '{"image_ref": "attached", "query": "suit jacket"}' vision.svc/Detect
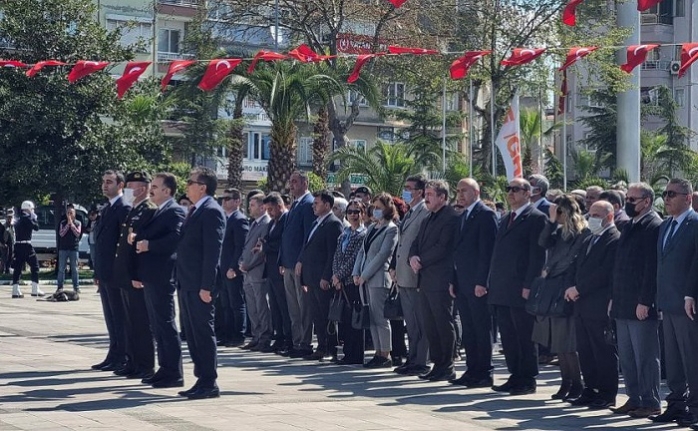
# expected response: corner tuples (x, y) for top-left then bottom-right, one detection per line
(611, 211), (662, 320)
(240, 214), (270, 282)
(299, 213), (343, 288)
(614, 210), (631, 231)
(94, 197), (131, 284)
(487, 205), (547, 308)
(176, 196), (226, 292)
(279, 192), (316, 268)
(534, 198), (552, 218)
(263, 212), (287, 280)
(114, 199), (157, 288)
(656, 211), (698, 314)
(409, 205), (459, 292)
(353, 222), (398, 289)
(220, 209), (249, 276)
(452, 201), (498, 295)
(566, 225), (621, 319)
(392, 200), (430, 288)
(134, 199), (186, 286)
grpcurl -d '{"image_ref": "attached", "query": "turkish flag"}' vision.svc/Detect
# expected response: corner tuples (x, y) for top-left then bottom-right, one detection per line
(679, 43), (698, 78)
(558, 70), (568, 115)
(638, 0), (663, 12)
(501, 48), (546, 67)
(287, 44), (334, 62)
(247, 50), (288, 73)
(348, 54), (378, 83)
(620, 44), (659, 73)
(562, 0), (584, 26)
(0, 60), (28, 68)
(559, 46), (597, 71)
(161, 60), (196, 90)
(68, 60), (109, 83)
(198, 59), (242, 91)
(388, 46), (439, 55)
(26, 60), (66, 77)
(386, 0), (407, 7)
(450, 50), (491, 80)
(116, 61), (151, 99)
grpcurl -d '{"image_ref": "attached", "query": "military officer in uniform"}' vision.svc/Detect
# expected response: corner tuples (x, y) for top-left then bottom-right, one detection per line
(113, 171), (158, 380)
(11, 201), (44, 298)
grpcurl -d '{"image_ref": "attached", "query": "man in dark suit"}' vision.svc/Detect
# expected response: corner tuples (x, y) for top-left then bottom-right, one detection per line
(299, 190), (343, 361)
(600, 190), (631, 231)
(176, 167), (226, 400)
(449, 178), (498, 388)
(218, 188), (249, 347)
(262, 193), (291, 354)
(609, 182), (662, 417)
(92, 170), (131, 372)
(528, 174), (552, 217)
(564, 200), (620, 409)
(132, 172), (186, 388)
(112, 171), (157, 380)
(409, 180), (460, 381)
(488, 178), (546, 395)
(279, 171), (316, 358)
(650, 179), (698, 428)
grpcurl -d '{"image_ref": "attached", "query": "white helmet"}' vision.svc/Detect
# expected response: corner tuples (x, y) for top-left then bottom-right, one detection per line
(21, 200), (35, 211)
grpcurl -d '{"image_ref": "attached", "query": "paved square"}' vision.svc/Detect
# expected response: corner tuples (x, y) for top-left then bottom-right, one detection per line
(0, 287), (678, 430)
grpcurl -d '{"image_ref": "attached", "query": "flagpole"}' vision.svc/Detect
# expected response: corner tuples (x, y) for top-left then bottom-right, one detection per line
(562, 92), (568, 192)
(491, 81), (496, 177)
(442, 77), (447, 174)
(469, 78), (474, 177)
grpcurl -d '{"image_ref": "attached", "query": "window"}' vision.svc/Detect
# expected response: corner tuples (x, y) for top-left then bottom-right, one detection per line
(578, 89), (603, 108)
(244, 132), (271, 161)
(347, 91), (368, 107)
(445, 92), (460, 111)
(675, 0), (685, 17)
(641, 87), (659, 106)
(158, 28), (180, 54)
(350, 140), (367, 152)
(298, 137), (313, 165)
(106, 18), (153, 52)
(377, 127), (395, 142)
(674, 88), (685, 107)
(383, 82), (405, 108)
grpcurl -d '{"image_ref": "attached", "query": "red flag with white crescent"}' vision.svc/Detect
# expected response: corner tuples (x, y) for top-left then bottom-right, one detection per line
(348, 54), (378, 83)
(638, 0), (664, 12)
(68, 60), (109, 83)
(0, 60), (28, 68)
(247, 51), (288, 73)
(449, 50), (491, 80)
(501, 48), (546, 67)
(161, 60), (196, 90)
(287, 44), (334, 63)
(679, 43), (698, 78)
(388, 46), (439, 55)
(559, 46), (597, 71)
(198, 59), (242, 91)
(562, 0), (584, 26)
(620, 44), (659, 73)
(116, 61), (151, 99)
(386, 0), (407, 7)
(26, 60), (66, 77)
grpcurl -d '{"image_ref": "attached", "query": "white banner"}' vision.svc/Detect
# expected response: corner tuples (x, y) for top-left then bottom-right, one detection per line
(494, 95), (523, 181)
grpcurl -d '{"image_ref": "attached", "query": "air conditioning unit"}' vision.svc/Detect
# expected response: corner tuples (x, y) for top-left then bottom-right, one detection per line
(670, 61), (681, 75)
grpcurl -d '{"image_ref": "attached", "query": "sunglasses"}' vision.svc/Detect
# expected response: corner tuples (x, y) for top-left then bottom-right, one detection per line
(221, 196), (235, 201)
(662, 190), (688, 199)
(626, 197), (644, 204)
(346, 209), (361, 215)
(505, 186), (527, 193)
(186, 179), (205, 186)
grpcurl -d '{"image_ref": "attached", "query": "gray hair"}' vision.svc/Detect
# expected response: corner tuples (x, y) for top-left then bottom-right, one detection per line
(668, 178), (693, 195)
(628, 182), (654, 202)
(333, 197), (348, 214)
(528, 174), (549, 195)
(426, 180), (450, 199)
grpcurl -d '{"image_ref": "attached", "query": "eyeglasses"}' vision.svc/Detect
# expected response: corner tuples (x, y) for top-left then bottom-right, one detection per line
(505, 186), (526, 193)
(221, 196), (234, 201)
(346, 209), (361, 215)
(186, 179), (205, 186)
(626, 197), (644, 204)
(662, 190), (688, 199)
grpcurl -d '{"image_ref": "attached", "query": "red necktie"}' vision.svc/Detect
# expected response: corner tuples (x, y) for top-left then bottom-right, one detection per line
(508, 212), (516, 228)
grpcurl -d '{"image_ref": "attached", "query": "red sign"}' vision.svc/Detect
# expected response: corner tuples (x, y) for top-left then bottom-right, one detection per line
(336, 33), (388, 55)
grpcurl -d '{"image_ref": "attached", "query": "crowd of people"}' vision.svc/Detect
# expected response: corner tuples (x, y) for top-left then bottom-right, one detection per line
(15, 165), (694, 428)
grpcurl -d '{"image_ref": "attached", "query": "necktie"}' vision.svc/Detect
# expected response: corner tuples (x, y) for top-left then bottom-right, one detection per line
(290, 200), (298, 211)
(251, 220), (258, 231)
(185, 206), (196, 223)
(664, 219), (679, 250)
(586, 235), (599, 255)
(507, 212), (516, 228)
(460, 210), (469, 232)
(307, 219), (319, 242)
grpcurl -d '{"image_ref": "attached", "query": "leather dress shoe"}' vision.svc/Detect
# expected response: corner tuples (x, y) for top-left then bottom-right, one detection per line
(405, 365), (431, 376)
(99, 362), (121, 372)
(588, 399), (615, 410)
(418, 368), (438, 380)
(394, 363), (411, 375)
(259, 344), (275, 353)
(225, 339), (245, 348)
(114, 367), (136, 377)
(304, 351), (329, 361)
(216, 339), (229, 347)
(429, 370), (456, 382)
(240, 342), (258, 350)
(568, 394), (595, 406)
(277, 347), (291, 357)
(336, 358), (363, 365)
(449, 374), (472, 386)
(492, 380), (515, 393)
(141, 371), (166, 385)
(127, 369), (154, 380)
(91, 360), (110, 370)
(466, 377), (494, 388)
(627, 407), (661, 418)
(187, 386), (220, 400)
(269, 341), (284, 352)
(178, 384), (200, 397)
(509, 385), (536, 396)
(152, 378), (184, 389)
(289, 349), (313, 359)
(610, 401), (639, 415)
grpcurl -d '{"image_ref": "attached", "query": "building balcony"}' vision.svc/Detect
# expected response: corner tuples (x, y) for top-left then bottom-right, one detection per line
(157, 0), (200, 18)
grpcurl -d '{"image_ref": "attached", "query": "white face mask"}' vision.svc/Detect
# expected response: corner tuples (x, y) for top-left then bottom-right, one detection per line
(588, 216), (605, 235)
(122, 188), (135, 206)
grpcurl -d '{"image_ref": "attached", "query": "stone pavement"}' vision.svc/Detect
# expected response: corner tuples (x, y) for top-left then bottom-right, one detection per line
(0, 287), (679, 431)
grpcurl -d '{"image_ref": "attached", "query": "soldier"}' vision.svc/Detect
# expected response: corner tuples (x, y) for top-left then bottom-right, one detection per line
(11, 202), (44, 298)
(112, 171), (158, 380)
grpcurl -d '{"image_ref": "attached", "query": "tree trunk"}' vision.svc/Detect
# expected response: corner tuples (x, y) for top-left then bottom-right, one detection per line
(226, 103), (244, 189)
(268, 122), (297, 193)
(312, 106), (330, 181)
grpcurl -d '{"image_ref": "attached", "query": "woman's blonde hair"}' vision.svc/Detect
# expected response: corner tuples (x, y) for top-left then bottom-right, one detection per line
(555, 195), (586, 240)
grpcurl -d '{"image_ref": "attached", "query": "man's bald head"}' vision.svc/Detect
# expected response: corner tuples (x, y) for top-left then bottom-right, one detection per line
(457, 178), (481, 207)
(590, 200), (614, 218)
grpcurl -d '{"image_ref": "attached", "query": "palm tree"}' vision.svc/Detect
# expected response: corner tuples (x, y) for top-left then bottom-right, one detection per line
(234, 62), (344, 191)
(519, 108), (560, 175)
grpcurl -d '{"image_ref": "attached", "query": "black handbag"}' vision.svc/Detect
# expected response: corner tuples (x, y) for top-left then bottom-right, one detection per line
(383, 283), (403, 320)
(351, 284), (370, 330)
(525, 275), (572, 318)
(328, 290), (348, 323)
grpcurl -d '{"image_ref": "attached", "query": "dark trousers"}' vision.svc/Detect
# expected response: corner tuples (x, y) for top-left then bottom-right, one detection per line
(11, 243), (39, 283)
(663, 312), (698, 414)
(121, 287), (154, 372)
(339, 283), (364, 362)
(268, 271), (292, 346)
(98, 280), (124, 364)
(105, 286), (127, 365)
(144, 281), (183, 380)
(420, 288), (456, 372)
(307, 286), (336, 353)
(575, 315), (618, 402)
(390, 320), (407, 359)
(179, 289), (217, 387)
(221, 276), (246, 343)
(456, 293), (493, 379)
(496, 305), (538, 387)
(3, 241), (13, 273)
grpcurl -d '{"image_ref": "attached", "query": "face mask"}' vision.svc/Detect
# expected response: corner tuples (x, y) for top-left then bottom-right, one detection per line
(122, 188), (135, 206)
(625, 202), (639, 218)
(588, 216), (605, 235)
(373, 209), (383, 220)
(401, 190), (413, 203)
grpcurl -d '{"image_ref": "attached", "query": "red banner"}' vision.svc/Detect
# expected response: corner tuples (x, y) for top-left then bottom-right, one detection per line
(336, 33), (388, 55)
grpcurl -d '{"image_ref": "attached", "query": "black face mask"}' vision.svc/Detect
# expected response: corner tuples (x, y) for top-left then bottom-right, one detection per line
(625, 201), (640, 218)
